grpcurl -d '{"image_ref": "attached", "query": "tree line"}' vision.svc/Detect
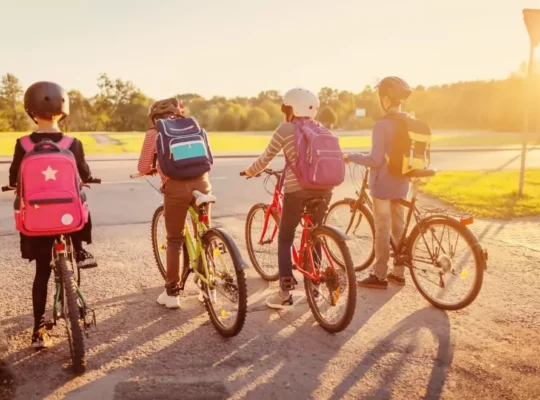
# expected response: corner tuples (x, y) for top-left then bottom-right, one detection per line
(0, 67), (538, 133)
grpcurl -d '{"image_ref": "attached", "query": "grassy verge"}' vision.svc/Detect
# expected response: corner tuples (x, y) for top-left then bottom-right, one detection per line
(1, 131), (538, 156)
(422, 169), (540, 219)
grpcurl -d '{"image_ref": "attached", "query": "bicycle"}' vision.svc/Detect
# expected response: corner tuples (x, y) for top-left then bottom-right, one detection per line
(130, 171), (248, 337)
(324, 164), (488, 310)
(242, 169), (357, 333)
(2, 178), (101, 375)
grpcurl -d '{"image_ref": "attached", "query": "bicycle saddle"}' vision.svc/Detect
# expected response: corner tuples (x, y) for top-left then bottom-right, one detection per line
(193, 190), (217, 206)
(406, 169), (437, 178)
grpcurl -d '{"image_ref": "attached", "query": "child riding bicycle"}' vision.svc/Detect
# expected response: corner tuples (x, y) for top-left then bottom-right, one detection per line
(137, 98), (213, 310)
(8, 81), (98, 348)
(343, 76), (423, 289)
(241, 88), (345, 309)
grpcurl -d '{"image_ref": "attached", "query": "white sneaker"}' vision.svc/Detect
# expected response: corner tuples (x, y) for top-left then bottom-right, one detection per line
(197, 290), (205, 303)
(157, 290), (180, 309)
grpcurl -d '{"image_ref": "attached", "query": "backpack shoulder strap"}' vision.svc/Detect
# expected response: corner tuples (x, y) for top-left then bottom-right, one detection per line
(20, 135), (35, 152)
(57, 135), (74, 149)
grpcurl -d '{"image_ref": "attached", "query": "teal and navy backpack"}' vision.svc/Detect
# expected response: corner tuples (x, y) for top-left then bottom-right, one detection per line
(155, 117), (213, 180)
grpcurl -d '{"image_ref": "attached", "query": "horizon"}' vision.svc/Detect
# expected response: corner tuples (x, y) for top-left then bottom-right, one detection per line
(1, 0), (539, 99)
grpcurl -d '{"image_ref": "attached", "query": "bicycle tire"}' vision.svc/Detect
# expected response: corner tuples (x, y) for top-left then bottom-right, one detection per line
(203, 229), (248, 337)
(325, 199), (375, 272)
(407, 216), (485, 311)
(58, 254), (86, 374)
(245, 203), (280, 281)
(151, 205), (167, 280)
(304, 226), (357, 333)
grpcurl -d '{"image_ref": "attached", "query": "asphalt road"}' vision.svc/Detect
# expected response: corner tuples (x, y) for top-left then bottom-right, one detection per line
(1, 149), (539, 233)
(0, 151), (539, 399)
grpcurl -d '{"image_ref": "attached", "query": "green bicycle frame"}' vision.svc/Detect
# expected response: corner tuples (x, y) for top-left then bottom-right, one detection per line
(183, 205), (213, 287)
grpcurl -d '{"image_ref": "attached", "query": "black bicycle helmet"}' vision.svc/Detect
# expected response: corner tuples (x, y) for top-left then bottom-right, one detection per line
(24, 81), (69, 123)
(376, 76), (412, 104)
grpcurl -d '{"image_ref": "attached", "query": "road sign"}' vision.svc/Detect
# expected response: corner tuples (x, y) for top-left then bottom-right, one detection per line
(355, 108), (366, 118)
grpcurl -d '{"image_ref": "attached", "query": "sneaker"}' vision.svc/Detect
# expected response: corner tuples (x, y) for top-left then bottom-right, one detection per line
(387, 273), (406, 286)
(31, 329), (52, 349)
(156, 290), (180, 309)
(357, 274), (388, 290)
(77, 250), (98, 269)
(266, 290), (293, 310)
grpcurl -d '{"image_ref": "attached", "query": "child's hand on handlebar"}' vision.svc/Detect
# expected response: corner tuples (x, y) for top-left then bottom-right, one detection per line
(342, 153), (351, 164)
(240, 169), (255, 178)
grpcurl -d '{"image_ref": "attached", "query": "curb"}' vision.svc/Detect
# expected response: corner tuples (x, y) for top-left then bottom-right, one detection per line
(0, 146), (537, 164)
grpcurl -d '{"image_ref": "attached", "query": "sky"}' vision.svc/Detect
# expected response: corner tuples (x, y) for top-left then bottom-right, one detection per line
(1, 0), (539, 99)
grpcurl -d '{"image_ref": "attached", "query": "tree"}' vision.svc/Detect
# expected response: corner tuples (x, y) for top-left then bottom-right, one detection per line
(246, 107), (270, 131)
(318, 87), (339, 105)
(318, 105), (338, 128)
(0, 73), (30, 131)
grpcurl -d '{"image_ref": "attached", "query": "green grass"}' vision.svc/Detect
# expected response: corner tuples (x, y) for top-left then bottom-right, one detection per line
(1, 131), (538, 156)
(422, 169), (540, 219)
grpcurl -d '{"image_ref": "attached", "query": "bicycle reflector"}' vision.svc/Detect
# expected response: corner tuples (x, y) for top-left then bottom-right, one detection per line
(54, 243), (65, 252)
(460, 216), (474, 226)
(199, 215), (208, 223)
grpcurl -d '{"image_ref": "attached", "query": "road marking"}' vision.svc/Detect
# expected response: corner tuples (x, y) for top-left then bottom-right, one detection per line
(101, 177), (228, 185)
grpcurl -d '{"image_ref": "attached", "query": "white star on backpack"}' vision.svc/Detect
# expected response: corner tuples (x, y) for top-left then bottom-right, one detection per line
(42, 166), (58, 181)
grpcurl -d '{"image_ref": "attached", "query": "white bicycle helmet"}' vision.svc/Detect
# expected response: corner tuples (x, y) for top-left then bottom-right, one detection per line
(282, 88), (320, 118)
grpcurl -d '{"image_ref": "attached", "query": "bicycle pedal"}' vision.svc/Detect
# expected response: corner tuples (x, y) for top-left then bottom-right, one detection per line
(44, 320), (56, 330)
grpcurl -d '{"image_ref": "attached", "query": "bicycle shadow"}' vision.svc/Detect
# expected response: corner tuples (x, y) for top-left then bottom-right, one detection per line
(5, 273), (269, 399)
(330, 307), (453, 399)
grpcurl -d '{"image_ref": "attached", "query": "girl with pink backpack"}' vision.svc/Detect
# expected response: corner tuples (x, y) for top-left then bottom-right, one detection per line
(8, 82), (98, 349)
(241, 88), (345, 309)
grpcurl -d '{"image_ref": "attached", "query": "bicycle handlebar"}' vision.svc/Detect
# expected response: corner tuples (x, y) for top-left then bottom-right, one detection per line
(240, 168), (282, 179)
(2, 178), (100, 192)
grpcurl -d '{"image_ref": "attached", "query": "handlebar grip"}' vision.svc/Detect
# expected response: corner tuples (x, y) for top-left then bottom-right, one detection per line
(2, 186), (15, 192)
(239, 171), (246, 177)
(91, 178), (101, 184)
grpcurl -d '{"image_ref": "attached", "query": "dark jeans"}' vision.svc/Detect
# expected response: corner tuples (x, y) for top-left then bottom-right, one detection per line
(278, 189), (332, 282)
(32, 237), (84, 333)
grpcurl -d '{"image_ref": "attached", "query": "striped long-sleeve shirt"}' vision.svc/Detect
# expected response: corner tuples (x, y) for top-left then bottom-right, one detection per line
(137, 128), (169, 186)
(246, 122), (302, 193)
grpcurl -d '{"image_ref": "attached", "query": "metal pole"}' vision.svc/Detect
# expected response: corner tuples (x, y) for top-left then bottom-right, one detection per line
(519, 43), (535, 196)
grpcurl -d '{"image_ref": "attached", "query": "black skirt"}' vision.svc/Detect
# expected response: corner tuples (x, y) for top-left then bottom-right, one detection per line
(20, 213), (93, 261)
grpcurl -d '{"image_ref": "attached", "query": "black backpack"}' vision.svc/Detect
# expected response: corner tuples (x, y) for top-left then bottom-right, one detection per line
(385, 113), (431, 177)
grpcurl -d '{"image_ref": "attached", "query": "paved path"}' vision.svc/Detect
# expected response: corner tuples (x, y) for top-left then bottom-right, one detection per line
(0, 157), (539, 399)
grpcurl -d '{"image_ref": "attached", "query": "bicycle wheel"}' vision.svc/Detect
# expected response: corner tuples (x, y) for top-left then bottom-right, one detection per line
(202, 229), (248, 337)
(325, 199), (375, 272)
(304, 227), (357, 333)
(407, 216), (486, 310)
(245, 203), (280, 281)
(151, 205), (167, 280)
(58, 254), (86, 374)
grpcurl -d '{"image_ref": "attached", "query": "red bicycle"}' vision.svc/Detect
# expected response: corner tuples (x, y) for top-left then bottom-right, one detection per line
(242, 169), (356, 333)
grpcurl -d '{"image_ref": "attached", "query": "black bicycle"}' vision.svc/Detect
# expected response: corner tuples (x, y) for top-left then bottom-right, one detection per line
(324, 165), (488, 310)
(2, 179), (100, 374)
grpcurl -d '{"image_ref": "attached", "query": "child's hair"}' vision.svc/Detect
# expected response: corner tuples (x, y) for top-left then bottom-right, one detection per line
(24, 81), (69, 123)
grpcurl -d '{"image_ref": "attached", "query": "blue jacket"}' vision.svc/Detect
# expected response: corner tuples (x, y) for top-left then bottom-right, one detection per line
(348, 111), (410, 200)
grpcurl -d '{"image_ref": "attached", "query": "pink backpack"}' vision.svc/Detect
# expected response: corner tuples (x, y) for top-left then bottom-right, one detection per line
(15, 136), (88, 237)
(286, 119), (345, 190)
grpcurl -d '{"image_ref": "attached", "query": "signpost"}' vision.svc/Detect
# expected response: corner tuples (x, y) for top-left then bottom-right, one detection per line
(520, 9), (540, 196)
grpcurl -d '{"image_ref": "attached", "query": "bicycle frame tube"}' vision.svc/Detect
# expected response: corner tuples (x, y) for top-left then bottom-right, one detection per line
(258, 174), (283, 244)
(184, 205), (214, 286)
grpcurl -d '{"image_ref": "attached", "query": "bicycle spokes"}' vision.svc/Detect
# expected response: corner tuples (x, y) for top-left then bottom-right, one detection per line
(411, 223), (478, 306)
